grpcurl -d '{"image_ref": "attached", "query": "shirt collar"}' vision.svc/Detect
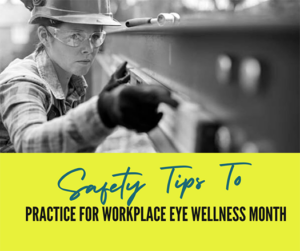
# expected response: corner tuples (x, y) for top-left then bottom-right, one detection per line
(35, 50), (88, 100)
(70, 75), (88, 98)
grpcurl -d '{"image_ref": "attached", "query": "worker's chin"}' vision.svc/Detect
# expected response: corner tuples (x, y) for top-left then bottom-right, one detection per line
(72, 65), (91, 76)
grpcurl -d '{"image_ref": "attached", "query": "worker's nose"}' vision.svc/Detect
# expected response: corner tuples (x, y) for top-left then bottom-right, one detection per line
(81, 38), (94, 54)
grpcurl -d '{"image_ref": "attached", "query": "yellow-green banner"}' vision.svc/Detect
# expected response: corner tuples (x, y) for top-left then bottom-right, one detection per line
(0, 154), (299, 251)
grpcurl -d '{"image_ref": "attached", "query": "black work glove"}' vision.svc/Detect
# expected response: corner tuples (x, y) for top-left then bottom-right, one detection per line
(98, 62), (178, 133)
(20, 0), (34, 10)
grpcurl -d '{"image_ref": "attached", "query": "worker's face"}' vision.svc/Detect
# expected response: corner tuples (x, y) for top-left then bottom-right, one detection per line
(47, 23), (103, 76)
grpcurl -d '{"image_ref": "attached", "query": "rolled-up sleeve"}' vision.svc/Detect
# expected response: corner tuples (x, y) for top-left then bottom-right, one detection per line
(0, 80), (113, 152)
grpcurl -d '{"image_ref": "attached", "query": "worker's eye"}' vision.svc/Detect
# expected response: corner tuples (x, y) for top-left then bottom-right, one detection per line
(91, 33), (101, 40)
(70, 33), (83, 41)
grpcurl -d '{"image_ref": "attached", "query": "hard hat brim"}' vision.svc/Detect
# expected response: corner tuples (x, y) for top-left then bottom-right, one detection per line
(30, 13), (121, 26)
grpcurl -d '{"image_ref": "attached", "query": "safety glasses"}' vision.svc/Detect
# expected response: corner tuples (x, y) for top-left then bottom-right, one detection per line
(46, 26), (106, 48)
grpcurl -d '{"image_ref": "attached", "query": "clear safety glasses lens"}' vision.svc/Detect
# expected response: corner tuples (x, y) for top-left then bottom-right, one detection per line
(47, 27), (106, 48)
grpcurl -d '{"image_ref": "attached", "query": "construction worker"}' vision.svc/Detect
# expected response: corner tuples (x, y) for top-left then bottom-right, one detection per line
(0, 0), (178, 153)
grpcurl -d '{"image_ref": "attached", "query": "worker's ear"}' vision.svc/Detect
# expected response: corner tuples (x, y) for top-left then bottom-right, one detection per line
(37, 26), (51, 47)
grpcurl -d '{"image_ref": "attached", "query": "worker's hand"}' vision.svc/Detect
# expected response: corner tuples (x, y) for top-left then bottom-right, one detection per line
(98, 62), (178, 133)
(20, 0), (34, 10)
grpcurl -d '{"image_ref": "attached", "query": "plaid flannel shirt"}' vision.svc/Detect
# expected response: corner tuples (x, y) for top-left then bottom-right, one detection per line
(0, 50), (112, 152)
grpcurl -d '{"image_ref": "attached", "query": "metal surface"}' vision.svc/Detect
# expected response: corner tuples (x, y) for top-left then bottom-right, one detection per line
(90, 13), (299, 152)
